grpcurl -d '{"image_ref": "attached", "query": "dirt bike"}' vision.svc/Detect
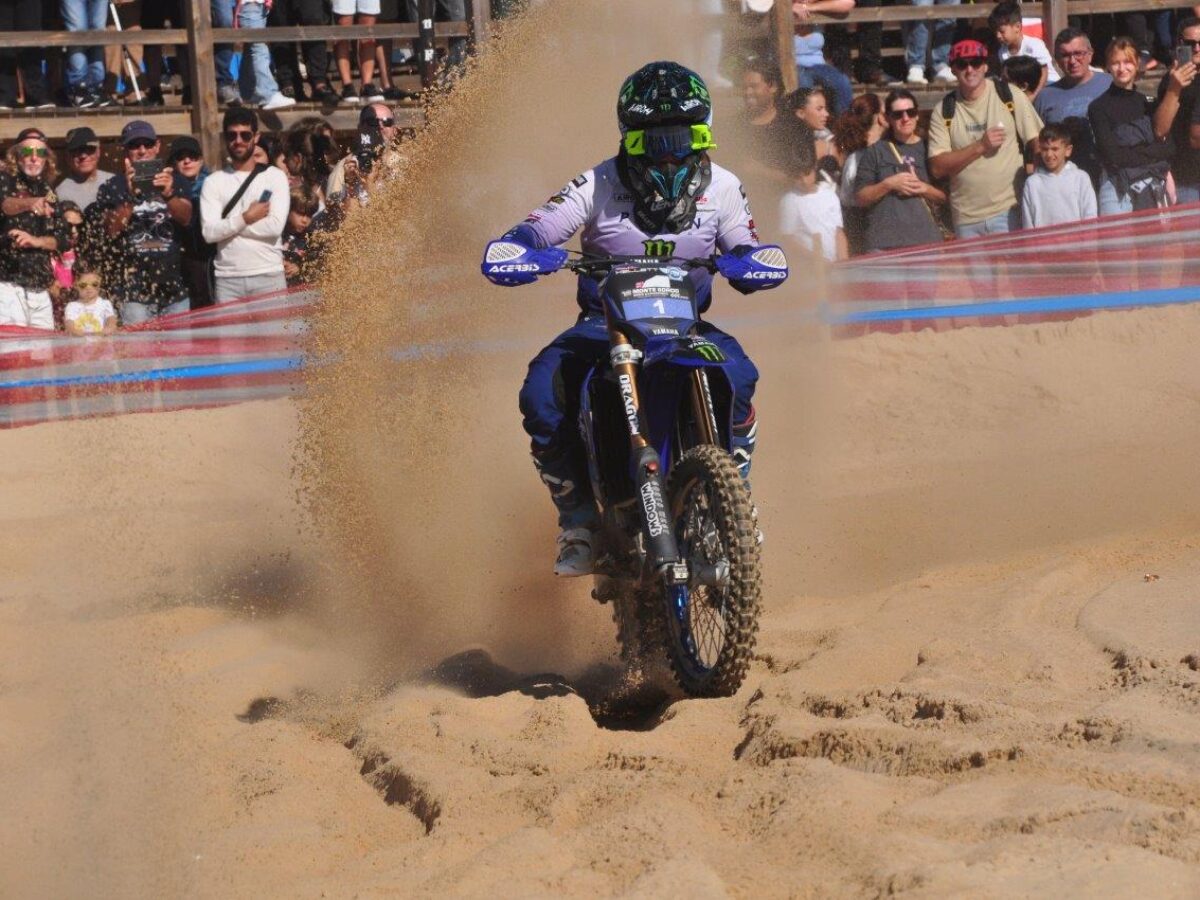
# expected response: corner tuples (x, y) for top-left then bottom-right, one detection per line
(547, 251), (785, 697)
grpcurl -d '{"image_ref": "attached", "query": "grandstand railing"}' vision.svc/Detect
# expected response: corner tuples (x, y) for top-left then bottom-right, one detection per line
(764, 0), (1176, 92)
(0, 0), (490, 161)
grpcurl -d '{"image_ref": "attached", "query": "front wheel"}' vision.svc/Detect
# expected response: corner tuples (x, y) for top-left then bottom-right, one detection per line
(662, 445), (762, 697)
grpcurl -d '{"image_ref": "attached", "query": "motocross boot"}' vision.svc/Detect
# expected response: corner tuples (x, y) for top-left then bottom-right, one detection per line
(733, 408), (764, 545)
(531, 444), (599, 577)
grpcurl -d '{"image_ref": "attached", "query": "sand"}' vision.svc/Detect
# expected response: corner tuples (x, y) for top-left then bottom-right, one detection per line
(4, 2), (1200, 895)
(3, 302), (1200, 898)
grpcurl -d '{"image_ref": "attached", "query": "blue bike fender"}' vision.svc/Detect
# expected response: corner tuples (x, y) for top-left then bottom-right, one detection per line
(643, 335), (734, 369)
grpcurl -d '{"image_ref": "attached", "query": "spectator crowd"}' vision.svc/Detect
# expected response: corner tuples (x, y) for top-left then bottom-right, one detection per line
(0, 104), (403, 331)
(0, 0), (526, 110)
(734, 2), (1200, 261)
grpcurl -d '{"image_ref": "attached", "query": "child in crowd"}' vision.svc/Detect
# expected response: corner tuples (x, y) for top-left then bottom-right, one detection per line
(989, 2), (1059, 98)
(1002, 55), (1045, 101)
(283, 183), (321, 284)
(779, 130), (847, 262)
(49, 201), (86, 328)
(1021, 123), (1098, 227)
(64, 269), (117, 336)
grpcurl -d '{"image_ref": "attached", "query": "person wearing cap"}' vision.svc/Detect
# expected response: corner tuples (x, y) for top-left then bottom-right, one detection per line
(0, 129), (68, 329)
(325, 103), (402, 210)
(93, 120), (193, 324)
(168, 136), (215, 309)
(55, 128), (116, 213)
(200, 108), (291, 303)
(928, 39), (1043, 238)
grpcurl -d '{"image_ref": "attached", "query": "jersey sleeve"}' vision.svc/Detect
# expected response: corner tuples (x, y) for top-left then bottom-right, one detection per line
(715, 173), (761, 252)
(515, 170), (596, 248)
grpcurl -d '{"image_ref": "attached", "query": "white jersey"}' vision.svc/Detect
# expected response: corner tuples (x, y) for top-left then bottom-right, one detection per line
(517, 156), (761, 312)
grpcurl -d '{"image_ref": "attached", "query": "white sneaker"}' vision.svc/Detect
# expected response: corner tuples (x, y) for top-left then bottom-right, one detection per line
(554, 527), (595, 577)
(260, 92), (296, 111)
(932, 64), (955, 85)
(906, 65), (929, 86)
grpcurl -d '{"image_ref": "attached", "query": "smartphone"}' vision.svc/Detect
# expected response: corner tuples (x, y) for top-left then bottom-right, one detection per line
(258, 190), (272, 203)
(1176, 45), (1195, 67)
(132, 159), (163, 198)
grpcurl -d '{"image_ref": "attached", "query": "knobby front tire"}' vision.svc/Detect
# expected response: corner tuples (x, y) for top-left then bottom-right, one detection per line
(663, 445), (762, 697)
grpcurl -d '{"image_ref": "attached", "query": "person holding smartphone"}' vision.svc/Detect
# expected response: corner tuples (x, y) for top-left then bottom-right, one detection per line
(200, 108), (292, 304)
(94, 120), (193, 325)
(1153, 17), (1200, 205)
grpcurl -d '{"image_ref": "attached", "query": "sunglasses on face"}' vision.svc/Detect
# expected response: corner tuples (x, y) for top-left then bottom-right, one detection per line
(127, 139), (156, 150)
(1182, 39), (1200, 49)
(951, 58), (987, 71)
(365, 117), (396, 128)
(172, 152), (201, 163)
(1057, 49), (1090, 60)
(72, 145), (99, 156)
(77, 279), (101, 287)
(888, 108), (918, 121)
(18, 146), (49, 158)
(225, 129), (255, 143)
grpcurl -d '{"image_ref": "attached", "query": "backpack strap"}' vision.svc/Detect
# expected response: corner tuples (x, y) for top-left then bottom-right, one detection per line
(994, 76), (1015, 116)
(940, 91), (956, 129)
(941, 78), (1015, 129)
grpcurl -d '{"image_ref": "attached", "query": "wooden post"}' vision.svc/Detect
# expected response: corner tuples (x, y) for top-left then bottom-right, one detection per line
(1043, 0), (1068, 50)
(465, 0), (491, 49)
(185, 0), (222, 166)
(418, 0), (437, 89)
(774, 0), (797, 93)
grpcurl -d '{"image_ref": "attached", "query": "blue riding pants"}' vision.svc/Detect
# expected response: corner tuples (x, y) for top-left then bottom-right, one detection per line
(518, 315), (759, 527)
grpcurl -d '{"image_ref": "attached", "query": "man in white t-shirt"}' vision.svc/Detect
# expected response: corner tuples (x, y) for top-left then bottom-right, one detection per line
(990, 2), (1060, 97)
(200, 108), (291, 304)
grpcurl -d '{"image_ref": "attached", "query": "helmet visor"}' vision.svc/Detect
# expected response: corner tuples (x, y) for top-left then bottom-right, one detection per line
(623, 123), (716, 159)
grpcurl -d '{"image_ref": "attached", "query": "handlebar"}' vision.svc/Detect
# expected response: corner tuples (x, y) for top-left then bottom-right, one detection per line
(564, 254), (718, 278)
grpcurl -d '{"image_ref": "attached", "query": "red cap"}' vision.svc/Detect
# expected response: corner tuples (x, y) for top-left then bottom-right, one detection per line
(949, 40), (989, 63)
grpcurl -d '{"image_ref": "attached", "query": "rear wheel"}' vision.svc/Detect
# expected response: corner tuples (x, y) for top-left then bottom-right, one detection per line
(662, 445), (761, 697)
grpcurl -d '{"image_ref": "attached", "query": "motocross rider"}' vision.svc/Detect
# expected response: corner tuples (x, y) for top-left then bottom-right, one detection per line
(482, 61), (787, 577)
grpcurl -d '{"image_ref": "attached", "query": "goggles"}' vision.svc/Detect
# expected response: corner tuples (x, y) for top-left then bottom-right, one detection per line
(623, 123), (716, 160)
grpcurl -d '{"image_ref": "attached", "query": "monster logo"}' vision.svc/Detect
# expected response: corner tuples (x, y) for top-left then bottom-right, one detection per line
(642, 239), (676, 258)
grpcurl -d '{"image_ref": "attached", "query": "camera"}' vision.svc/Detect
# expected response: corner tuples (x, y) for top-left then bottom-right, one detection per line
(354, 124), (384, 175)
(1176, 45), (1195, 67)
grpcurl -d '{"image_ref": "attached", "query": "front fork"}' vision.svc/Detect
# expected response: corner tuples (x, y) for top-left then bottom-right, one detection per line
(609, 327), (688, 586)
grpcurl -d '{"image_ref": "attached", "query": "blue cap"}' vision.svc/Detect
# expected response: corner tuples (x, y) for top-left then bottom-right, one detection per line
(120, 120), (157, 146)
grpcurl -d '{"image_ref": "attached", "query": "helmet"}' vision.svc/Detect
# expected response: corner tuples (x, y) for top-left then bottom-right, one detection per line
(617, 61), (713, 132)
(615, 62), (715, 237)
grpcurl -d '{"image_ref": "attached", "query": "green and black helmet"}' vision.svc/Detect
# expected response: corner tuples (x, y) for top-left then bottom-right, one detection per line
(615, 62), (716, 236)
(616, 61), (716, 158)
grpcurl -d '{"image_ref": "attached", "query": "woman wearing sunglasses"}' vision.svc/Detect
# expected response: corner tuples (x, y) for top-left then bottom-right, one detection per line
(0, 128), (68, 330)
(853, 89), (947, 253)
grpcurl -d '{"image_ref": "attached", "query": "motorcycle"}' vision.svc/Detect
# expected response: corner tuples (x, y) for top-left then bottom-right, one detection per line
(484, 242), (788, 696)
